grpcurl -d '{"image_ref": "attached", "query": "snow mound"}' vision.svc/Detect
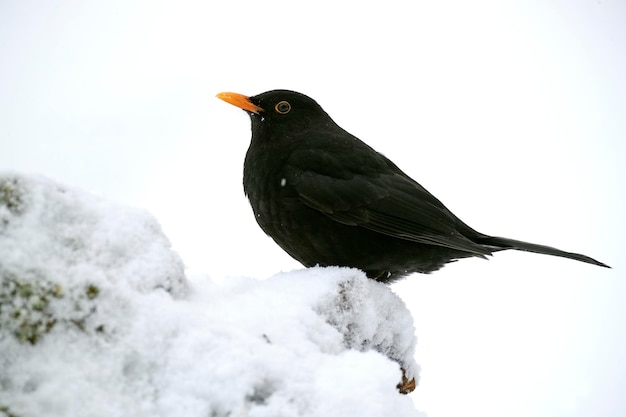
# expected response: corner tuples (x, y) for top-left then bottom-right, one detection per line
(0, 173), (420, 417)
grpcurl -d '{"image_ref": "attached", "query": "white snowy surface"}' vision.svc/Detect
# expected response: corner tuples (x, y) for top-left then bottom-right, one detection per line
(0, 173), (420, 417)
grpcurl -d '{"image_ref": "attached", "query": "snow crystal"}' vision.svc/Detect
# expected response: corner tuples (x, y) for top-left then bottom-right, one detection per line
(0, 173), (420, 417)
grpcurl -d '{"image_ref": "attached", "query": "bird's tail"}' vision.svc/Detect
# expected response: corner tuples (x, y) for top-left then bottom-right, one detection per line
(476, 236), (611, 268)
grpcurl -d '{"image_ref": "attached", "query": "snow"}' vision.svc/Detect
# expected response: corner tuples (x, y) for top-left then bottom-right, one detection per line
(0, 173), (420, 417)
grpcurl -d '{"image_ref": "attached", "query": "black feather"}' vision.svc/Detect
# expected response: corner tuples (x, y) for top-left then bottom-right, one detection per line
(217, 89), (610, 282)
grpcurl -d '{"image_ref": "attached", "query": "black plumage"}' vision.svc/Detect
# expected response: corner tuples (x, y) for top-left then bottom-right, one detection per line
(217, 89), (609, 282)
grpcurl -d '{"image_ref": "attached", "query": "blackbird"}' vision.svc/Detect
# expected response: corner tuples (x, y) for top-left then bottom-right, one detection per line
(217, 89), (609, 282)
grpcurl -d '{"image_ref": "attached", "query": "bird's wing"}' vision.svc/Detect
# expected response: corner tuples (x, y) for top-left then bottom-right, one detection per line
(285, 140), (491, 256)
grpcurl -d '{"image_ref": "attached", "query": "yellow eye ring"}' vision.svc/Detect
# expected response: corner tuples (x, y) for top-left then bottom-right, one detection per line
(275, 101), (291, 114)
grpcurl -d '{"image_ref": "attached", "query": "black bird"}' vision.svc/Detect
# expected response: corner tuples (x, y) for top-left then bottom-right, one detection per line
(217, 90), (609, 282)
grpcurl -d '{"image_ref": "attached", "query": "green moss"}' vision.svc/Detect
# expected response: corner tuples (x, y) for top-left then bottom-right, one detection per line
(0, 177), (26, 228)
(0, 274), (62, 345)
(1, 272), (104, 345)
(15, 281), (34, 298)
(0, 177), (24, 214)
(86, 284), (100, 300)
(0, 404), (22, 417)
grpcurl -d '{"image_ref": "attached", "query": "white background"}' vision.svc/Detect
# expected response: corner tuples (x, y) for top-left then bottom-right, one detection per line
(1, 1), (624, 416)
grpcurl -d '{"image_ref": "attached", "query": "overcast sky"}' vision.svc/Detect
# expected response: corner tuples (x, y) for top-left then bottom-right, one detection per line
(1, 1), (625, 416)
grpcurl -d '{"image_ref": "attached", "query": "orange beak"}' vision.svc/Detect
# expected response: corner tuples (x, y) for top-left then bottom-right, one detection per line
(216, 92), (264, 114)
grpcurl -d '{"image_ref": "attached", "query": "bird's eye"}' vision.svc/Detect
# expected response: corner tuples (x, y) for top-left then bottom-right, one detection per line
(275, 101), (291, 114)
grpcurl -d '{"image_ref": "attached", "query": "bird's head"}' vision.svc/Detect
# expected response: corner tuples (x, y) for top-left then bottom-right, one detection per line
(217, 89), (335, 134)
